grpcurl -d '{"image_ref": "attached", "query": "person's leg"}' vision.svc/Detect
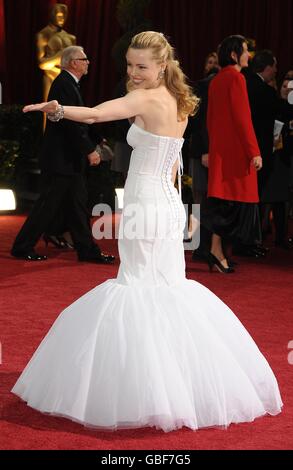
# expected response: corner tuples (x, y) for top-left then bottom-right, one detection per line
(273, 202), (288, 247)
(210, 234), (228, 265)
(43, 189), (75, 249)
(232, 202), (266, 258)
(192, 191), (211, 260)
(190, 158), (210, 260)
(11, 175), (68, 255)
(198, 191), (212, 255)
(260, 203), (272, 240)
(45, 209), (67, 237)
(66, 174), (101, 258)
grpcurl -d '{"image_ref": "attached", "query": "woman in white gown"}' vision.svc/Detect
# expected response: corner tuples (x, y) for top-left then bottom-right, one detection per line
(12, 32), (282, 432)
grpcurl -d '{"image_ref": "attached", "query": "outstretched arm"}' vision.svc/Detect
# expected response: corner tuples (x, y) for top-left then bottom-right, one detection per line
(23, 90), (147, 124)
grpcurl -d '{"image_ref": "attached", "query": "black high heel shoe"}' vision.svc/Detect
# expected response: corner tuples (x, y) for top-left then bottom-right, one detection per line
(43, 235), (74, 250)
(43, 234), (66, 249)
(227, 257), (238, 267)
(57, 236), (74, 250)
(207, 253), (235, 274)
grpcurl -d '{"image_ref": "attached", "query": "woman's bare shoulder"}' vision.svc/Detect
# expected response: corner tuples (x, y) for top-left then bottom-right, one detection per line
(127, 88), (150, 100)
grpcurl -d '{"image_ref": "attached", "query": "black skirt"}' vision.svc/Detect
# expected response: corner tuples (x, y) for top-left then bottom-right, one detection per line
(202, 197), (262, 245)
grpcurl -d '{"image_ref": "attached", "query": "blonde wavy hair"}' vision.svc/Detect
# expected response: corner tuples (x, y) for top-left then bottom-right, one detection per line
(127, 31), (199, 120)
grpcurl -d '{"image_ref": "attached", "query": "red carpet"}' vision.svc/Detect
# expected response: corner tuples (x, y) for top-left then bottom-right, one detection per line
(0, 215), (292, 450)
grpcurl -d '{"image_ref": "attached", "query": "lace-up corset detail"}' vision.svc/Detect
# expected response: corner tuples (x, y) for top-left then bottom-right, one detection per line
(127, 123), (184, 180)
(126, 123), (185, 230)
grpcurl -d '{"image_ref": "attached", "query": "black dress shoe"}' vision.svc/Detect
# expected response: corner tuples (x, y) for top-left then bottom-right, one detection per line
(11, 250), (48, 261)
(232, 246), (264, 258)
(78, 252), (115, 264)
(233, 248), (260, 258)
(101, 252), (115, 262)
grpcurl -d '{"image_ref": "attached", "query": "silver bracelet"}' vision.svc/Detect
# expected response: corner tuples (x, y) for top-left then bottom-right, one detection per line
(47, 104), (65, 122)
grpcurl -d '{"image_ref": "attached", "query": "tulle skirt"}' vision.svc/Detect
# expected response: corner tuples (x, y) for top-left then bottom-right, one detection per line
(12, 278), (282, 432)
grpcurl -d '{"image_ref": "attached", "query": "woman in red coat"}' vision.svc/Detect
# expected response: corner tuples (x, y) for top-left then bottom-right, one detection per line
(206, 35), (262, 273)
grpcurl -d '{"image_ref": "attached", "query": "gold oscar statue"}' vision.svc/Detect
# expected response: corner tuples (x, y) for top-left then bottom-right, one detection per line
(36, 3), (76, 101)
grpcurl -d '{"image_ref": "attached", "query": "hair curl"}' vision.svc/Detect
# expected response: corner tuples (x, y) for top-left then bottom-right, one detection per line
(127, 31), (199, 120)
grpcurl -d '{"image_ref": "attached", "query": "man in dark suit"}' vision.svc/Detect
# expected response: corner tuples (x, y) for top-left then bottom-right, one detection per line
(245, 50), (279, 249)
(246, 50), (278, 202)
(11, 46), (114, 263)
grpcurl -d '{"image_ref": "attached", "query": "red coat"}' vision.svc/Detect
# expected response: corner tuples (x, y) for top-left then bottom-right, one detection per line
(207, 66), (260, 203)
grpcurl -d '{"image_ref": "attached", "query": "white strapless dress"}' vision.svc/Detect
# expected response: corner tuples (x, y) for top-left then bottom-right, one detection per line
(12, 123), (282, 432)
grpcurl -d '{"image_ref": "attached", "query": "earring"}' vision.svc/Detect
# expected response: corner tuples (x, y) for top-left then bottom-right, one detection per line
(158, 69), (165, 80)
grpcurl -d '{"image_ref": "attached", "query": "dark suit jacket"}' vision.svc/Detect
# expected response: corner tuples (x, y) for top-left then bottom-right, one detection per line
(246, 73), (278, 165)
(246, 73), (279, 200)
(189, 72), (217, 159)
(40, 70), (96, 175)
(261, 98), (293, 202)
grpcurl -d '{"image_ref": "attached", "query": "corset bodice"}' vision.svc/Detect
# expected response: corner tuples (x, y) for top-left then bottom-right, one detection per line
(127, 123), (184, 180)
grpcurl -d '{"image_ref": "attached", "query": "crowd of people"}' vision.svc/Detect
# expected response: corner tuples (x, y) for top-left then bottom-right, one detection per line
(188, 40), (293, 271)
(10, 32), (292, 273)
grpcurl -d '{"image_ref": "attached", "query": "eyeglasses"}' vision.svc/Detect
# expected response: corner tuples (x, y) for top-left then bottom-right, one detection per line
(74, 57), (89, 62)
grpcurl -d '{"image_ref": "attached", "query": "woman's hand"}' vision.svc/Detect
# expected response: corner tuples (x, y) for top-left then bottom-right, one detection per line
(23, 100), (59, 114)
(252, 156), (262, 171)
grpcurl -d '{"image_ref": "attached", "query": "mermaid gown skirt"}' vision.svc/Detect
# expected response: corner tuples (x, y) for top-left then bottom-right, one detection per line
(12, 123), (282, 432)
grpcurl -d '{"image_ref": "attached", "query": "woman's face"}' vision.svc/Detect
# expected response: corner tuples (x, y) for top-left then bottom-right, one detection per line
(280, 80), (290, 100)
(126, 48), (164, 89)
(238, 42), (250, 68)
(204, 55), (218, 74)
